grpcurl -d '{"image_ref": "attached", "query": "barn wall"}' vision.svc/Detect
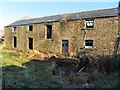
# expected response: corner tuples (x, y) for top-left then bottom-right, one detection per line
(4, 16), (118, 58)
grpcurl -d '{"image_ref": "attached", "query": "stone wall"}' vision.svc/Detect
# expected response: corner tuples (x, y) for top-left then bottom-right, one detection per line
(4, 16), (119, 58)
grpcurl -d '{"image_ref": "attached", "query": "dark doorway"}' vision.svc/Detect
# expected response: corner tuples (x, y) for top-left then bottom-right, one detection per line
(47, 25), (52, 39)
(29, 25), (33, 31)
(62, 40), (68, 53)
(28, 38), (33, 50)
(14, 37), (17, 48)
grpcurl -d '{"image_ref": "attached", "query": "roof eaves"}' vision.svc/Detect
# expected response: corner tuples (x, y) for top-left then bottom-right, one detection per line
(5, 7), (118, 27)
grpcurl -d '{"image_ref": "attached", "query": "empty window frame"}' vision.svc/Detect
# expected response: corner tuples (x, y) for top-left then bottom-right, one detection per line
(13, 36), (17, 48)
(86, 20), (94, 28)
(28, 25), (33, 31)
(13, 27), (17, 32)
(28, 37), (33, 50)
(85, 40), (93, 48)
(47, 25), (52, 39)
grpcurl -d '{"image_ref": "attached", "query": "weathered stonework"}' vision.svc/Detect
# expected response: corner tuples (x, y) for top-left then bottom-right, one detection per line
(4, 8), (120, 58)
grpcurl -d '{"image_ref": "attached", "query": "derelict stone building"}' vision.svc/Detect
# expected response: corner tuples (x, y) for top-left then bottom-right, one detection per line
(4, 6), (120, 58)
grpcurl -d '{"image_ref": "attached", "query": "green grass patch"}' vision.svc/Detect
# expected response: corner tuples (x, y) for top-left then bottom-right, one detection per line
(1, 48), (73, 88)
(1, 48), (29, 67)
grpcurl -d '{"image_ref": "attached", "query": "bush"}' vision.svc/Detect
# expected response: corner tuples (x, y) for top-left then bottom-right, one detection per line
(97, 56), (118, 75)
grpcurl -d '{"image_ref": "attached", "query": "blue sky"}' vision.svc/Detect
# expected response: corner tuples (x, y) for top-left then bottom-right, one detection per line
(0, 2), (119, 29)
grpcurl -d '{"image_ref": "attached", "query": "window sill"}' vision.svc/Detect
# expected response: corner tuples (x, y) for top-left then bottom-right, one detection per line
(85, 48), (94, 52)
(46, 37), (52, 39)
(82, 28), (94, 30)
(46, 38), (53, 40)
(85, 48), (94, 49)
(12, 32), (17, 34)
(26, 31), (34, 33)
(27, 31), (33, 32)
(84, 47), (97, 51)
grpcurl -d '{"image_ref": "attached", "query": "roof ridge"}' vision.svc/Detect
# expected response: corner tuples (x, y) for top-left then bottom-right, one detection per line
(16, 7), (118, 22)
(5, 7), (118, 27)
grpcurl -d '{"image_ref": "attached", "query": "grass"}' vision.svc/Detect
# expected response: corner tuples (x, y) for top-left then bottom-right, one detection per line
(1, 47), (75, 88)
(1, 48), (29, 67)
(96, 73), (119, 88)
(1, 45), (120, 89)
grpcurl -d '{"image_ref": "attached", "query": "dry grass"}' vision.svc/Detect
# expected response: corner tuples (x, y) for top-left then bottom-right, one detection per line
(1, 45), (119, 88)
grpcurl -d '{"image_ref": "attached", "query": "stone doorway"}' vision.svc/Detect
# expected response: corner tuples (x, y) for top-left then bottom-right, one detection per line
(28, 37), (33, 50)
(62, 40), (68, 53)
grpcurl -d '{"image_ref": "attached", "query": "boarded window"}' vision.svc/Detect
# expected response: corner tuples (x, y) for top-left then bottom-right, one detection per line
(14, 37), (17, 48)
(86, 20), (94, 28)
(13, 27), (17, 32)
(85, 40), (93, 48)
(29, 25), (33, 31)
(28, 38), (33, 50)
(47, 25), (52, 39)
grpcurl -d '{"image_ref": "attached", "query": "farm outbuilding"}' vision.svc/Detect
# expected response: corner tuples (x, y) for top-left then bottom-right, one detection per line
(4, 5), (120, 58)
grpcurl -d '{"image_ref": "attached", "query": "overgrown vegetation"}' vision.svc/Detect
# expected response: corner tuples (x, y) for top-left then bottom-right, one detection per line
(2, 48), (75, 88)
(53, 52), (120, 88)
(1, 45), (120, 89)
(39, 39), (54, 53)
(59, 15), (70, 32)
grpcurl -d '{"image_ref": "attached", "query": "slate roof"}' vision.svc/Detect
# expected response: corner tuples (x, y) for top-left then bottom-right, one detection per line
(6, 8), (118, 27)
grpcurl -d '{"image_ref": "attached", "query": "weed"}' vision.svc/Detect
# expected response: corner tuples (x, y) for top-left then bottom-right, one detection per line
(97, 56), (118, 75)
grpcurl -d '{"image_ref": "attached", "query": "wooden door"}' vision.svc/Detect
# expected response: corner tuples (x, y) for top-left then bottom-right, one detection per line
(62, 40), (68, 53)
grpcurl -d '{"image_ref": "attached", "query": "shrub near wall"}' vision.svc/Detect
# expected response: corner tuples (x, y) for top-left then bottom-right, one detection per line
(39, 39), (54, 53)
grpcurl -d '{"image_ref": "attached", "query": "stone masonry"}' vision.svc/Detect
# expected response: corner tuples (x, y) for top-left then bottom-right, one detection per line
(4, 7), (120, 58)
